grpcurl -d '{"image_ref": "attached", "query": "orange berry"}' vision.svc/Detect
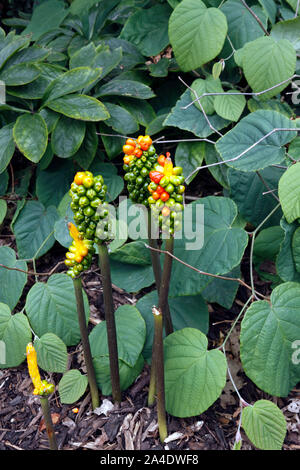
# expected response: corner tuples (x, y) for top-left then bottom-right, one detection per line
(74, 172), (85, 185)
(148, 184), (154, 193)
(123, 144), (135, 155)
(156, 185), (164, 195)
(123, 155), (132, 165)
(137, 135), (144, 144)
(152, 191), (160, 200)
(75, 254), (83, 263)
(157, 155), (166, 166)
(160, 192), (170, 202)
(126, 138), (136, 147)
(139, 140), (149, 151)
(134, 148), (143, 158)
(143, 135), (152, 146)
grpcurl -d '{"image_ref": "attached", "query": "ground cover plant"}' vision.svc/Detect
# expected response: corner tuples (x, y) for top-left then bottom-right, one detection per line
(0, 0), (300, 452)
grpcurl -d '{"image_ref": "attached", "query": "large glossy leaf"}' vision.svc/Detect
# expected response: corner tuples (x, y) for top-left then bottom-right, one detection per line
(0, 246), (27, 310)
(109, 260), (154, 293)
(96, 79), (155, 99)
(239, 36), (296, 100)
(25, 273), (89, 346)
(240, 282), (300, 396)
(278, 162), (300, 223)
(164, 328), (227, 417)
(276, 218), (300, 282)
(0, 63), (40, 86)
(89, 305), (146, 367)
(51, 116), (86, 158)
(228, 166), (283, 227)
(0, 124), (15, 174)
(36, 159), (75, 208)
(121, 4), (171, 56)
(221, 0), (267, 49)
(42, 67), (102, 104)
(47, 94), (110, 121)
(175, 141), (205, 183)
(104, 103), (139, 135)
(13, 114), (48, 163)
(0, 303), (31, 368)
(73, 123), (98, 169)
(169, 197), (248, 296)
(242, 400), (286, 450)
(22, 0), (69, 41)
(216, 110), (296, 171)
(164, 90), (230, 138)
(0, 36), (30, 70)
(12, 201), (58, 259)
(110, 241), (151, 266)
(169, 0), (227, 71)
(136, 290), (209, 361)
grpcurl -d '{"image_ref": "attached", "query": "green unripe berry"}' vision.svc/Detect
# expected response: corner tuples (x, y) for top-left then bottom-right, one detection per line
(79, 196), (89, 207)
(173, 166), (183, 175)
(77, 186), (86, 196)
(165, 183), (175, 194)
(84, 207), (95, 217)
(86, 189), (97, 200)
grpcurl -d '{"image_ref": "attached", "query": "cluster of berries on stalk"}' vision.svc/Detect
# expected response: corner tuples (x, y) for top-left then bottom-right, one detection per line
(147, 153), (185, 235)
(65, 171), (112, 278)
(123, 135), (158, 206)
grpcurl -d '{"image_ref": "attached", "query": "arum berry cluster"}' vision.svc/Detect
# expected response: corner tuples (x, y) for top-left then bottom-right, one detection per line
(148, 154), (185, 235)
(123, 135), (158, 205)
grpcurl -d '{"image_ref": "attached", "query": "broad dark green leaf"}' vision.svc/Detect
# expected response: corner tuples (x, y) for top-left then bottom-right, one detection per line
(73, 123), (98, 169)
(42, 67), (102, 104)
(22, 0), (69, 41)
(13, 201), (58, 259)
(0, 124), (15, 174)
(96, 79), (155, 100)
(0, 63), (40, 86)
(164, 90), (230, 138)
(104, 102), (139, 134)
(51, 116), (86, 158)
(121, 4), (171, 56)
(216, 110), (296, 171)
(136, 291), (209, 361)
(0, 246), (27, 310)
(13, 114), (48, 163)
(58, 370), (88, 404)
(164, 328), (227, 417)
(240, 282), (300, 396)
(0, 304), (31, 368)
(36, 159), (75, 208)
(47, 94), (110, 121)
(228, 166), (283, 227)
(89, 305), (146, 367)
(25, 273), (89, 346)
(35, 332), (68, 373)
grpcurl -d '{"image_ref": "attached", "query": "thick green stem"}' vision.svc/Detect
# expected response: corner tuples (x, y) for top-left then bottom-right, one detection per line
(97, 243), (121, 403)
(153, 307), (167, 443)
(73, 277), (100, 410)
(40, 396), (58, 450)
(147, 211), (173, 335)
(158, 236), (174, 336)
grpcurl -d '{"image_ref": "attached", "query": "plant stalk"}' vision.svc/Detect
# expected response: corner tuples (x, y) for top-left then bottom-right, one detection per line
(147, 211), (173, 335)
(153, 307), (168, 443)
(73, 277), (100, 410)
(40, 396), (58, 450)
(158, 236), (174, 336)
(97, 243), (121, 403)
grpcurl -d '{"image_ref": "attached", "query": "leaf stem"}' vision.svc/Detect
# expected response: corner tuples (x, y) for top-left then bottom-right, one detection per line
(73, 277), (100, 410)
(39, 396), (58, 450)
(97, 243), (121, 403)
